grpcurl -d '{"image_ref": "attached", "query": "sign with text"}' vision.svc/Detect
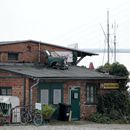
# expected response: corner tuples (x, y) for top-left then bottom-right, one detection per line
(101, 83), (119, 89)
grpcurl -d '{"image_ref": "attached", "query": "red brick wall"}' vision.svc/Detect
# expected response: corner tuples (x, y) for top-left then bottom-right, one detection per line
(0, 77), (24, 106)
(0, 70), (31, 106)
(25, 78), (30, 106)
(0, 70), (17, 76)
(0, 69), (119, 120)
(0, 42), (69, 63)
(63, 80), (97, 120)
(0, 69), (39, 108)
(63, 79), (118, 120)
(29, 79), (97, 119)
(28, 79), (38, 108)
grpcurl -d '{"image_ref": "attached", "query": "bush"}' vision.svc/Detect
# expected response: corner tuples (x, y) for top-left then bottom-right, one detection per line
(0, 112), (4, 126)
(42, 104), (56, 120)
(128, 100), (130, 116)
(109, 109), (121, 120)
(90, 112), (111, 123)
(0, 112), (3, 117)
(97, 91), (129, 116)
(96, 63), (129, 123)
(96, 90), (130, 123)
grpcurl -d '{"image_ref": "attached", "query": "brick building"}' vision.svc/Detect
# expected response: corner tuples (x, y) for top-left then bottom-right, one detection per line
(0, 40), (123, 120)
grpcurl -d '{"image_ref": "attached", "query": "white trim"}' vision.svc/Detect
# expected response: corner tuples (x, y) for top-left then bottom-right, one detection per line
(69, 86), (80, 104)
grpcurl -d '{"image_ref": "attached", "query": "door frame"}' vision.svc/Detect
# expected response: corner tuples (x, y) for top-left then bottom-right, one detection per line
(69, 86), (80, 120)
(38, 82), (63, 104)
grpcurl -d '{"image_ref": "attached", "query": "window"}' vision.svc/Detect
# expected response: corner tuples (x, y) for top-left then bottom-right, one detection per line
(39, 83), (63, 105)
(0, 87), (12, 95)
(86, 84), (96, 104)
(40, 88), (62, 105)
(40, 89), (49, 104)
(53, 89), (61, 104)
(8, 53), (18, 61)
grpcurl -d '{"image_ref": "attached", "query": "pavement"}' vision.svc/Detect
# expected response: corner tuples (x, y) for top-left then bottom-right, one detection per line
(1, 124), (130, 130)
(0, 121), (130, 130)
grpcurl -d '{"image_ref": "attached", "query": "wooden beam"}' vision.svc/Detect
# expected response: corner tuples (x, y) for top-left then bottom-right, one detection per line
(76, 56), (85, 64)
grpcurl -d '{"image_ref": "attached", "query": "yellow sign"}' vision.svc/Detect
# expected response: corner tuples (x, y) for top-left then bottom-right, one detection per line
(101, 83), (119, 89)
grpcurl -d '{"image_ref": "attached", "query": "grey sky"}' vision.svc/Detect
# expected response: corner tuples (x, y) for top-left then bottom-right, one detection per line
(0, 0), (130, 68)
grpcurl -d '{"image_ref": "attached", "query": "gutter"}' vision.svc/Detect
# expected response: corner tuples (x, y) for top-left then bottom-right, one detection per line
(36, 76), (125, 80)
(30, 78), (40, 110)
(38, 42), (41, 63)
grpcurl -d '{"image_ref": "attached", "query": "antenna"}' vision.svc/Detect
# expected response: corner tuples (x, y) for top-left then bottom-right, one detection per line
(107, 10), (110, 64)
(113, 21), (118, 62)
(100, 24), (107, 39)
(100, 24), (107, 65)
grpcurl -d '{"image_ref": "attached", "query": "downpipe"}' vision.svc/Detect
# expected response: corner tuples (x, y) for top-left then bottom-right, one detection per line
(30, 78), (40, 110)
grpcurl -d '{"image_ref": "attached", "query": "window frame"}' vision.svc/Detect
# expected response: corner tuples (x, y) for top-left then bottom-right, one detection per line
(40, 89), (49, 105)
(86, 84), (97, 105)
(8, 52), (19, 61)
(0, 87), (12, 96)
(53, 89), (62, 105)
(39, 83), (63, 105)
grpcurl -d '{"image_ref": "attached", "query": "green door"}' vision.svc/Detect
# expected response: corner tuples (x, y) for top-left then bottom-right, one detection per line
(71, 88), (80, 120)
(38, 83), (63, 119)
(38, 82), (63, 105)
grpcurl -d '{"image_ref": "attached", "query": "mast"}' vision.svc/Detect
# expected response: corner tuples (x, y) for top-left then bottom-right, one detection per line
(114, 21), (117, 62)
(107, 10), (110, 64)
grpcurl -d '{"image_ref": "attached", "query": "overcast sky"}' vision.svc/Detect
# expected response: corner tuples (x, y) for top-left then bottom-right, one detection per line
(0, 0), (130, 68)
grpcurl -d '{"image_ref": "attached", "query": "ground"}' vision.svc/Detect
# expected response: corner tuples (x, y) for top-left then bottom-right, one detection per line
(0, 121), (130, 130)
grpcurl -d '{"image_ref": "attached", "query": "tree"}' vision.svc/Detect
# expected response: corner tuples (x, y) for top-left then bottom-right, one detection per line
(96, 62), (129, 90)
(96, 62), (130, 122)
(109, 62), (129, 77)
(96, 63), (111, 74)
(96, 62), (129, 77)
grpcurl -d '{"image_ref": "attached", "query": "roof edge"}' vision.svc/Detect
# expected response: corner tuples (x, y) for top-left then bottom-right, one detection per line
(0, 39), (98, 56)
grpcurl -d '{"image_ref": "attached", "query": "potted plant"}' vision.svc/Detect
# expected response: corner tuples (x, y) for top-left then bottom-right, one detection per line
(42, 104), (56, 122)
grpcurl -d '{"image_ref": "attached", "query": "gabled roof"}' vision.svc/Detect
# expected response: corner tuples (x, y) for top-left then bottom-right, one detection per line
(0, 40), (98, 57)
(0, 64), (122, 80)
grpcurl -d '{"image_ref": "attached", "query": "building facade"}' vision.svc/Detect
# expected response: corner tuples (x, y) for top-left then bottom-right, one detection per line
(0, 40), (122, 120)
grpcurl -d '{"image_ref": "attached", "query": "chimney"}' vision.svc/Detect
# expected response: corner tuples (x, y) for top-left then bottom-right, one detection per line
(89, 62), (94, 70)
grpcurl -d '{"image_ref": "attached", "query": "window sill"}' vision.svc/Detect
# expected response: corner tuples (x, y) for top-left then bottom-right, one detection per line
(86, 104), (96, 106)
(83, 104), (97, 108)
(84, 103), (97, 107)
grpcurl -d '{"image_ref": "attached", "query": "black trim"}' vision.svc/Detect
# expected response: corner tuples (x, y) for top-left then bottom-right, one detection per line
(0, 87), (12, 96)
(0, 76), (22, 78)
(8, 52), (19, 61)
(86, 83), (97, 105)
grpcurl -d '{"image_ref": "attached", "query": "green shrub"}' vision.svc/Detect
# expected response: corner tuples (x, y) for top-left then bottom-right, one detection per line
(0, 112), (3, 117)
(42, 104), (56, 120)
(96, 90), (130, 123)
(89, 112), (102, 122)
(0, 112), (4, 125)
(97, 91), (129, 116)
(109, 109), (121, 120)
(128, 100), (130, 116)
(89, 112), (111, 124)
